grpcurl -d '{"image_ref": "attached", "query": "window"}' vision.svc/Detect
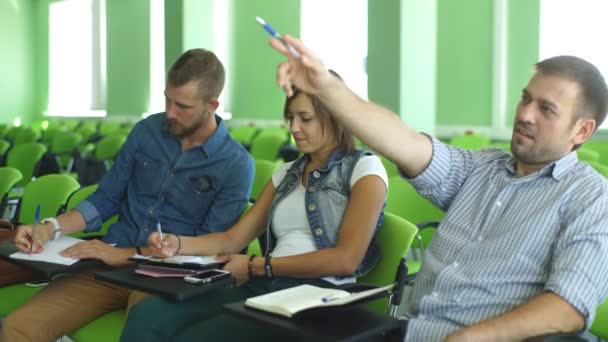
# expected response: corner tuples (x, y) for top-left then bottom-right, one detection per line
(540, 0), (608, 128)
(301, 0), (368, 99)
(148, 0), (165, 115)
(47, 0), (106, 117)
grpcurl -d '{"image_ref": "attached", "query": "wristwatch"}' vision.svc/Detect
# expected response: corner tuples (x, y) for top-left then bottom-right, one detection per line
(264, 255), (273, 279)
(41, 217), (61, 240)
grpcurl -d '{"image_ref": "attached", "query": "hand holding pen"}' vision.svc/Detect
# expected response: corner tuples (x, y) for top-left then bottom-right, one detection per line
(147, 231), (179, 258)
(258, 17), (336, 98)
(28, 204), (41, 255)
(156, 218), (164, 253)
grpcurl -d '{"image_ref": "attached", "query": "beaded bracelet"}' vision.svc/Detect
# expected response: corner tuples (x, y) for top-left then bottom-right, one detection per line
(248, 255), (256, 280)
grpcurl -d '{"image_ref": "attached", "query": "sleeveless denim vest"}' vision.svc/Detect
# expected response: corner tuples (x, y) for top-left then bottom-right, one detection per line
(264, 149), (384, 277)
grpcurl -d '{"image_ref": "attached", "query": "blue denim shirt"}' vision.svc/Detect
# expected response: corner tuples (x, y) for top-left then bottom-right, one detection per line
(74, 113), (254, 248)
(267, 149), (384, 277)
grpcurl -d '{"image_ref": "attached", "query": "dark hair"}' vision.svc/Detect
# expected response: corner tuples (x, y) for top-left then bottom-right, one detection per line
(167, 49), (225, 100)
(282, 70), (356, 154)
(535, 56), (608, 130)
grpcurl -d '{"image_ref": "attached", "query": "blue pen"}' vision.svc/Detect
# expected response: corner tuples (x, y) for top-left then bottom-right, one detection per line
(29, 204), (41, 255)
(156, 218), (163, 243)
(255, 16), (300, 57)
(321, 295), (340, 303)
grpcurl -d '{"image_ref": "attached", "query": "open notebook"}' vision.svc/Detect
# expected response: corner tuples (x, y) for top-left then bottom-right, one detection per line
(245, 284), (394, 318)
(10, 236), (84, 266)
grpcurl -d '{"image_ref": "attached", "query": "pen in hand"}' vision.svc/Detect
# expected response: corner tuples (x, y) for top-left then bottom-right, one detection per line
(156, 218), (163, 252)
(29, 204), (41, 256)
(255, 16), (300, 58)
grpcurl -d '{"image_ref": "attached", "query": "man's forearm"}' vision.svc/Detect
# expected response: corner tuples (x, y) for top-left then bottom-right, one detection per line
(447, 292), (584, 341)
(317, 77), (433, 178)
(56, 210), (87, 235)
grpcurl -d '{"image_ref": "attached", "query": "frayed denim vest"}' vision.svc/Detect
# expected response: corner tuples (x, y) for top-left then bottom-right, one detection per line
(264, 149), (384, 277)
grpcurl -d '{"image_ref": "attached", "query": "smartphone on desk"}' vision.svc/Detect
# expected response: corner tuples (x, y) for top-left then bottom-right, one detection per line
(184, 269), (231, 285)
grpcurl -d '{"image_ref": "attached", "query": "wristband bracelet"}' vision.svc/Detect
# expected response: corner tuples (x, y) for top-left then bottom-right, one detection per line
(174, 234), (182, 256)
(40, 217), (61, 240)
(264, 255), (273, 279)
(248, 255), (256, 280)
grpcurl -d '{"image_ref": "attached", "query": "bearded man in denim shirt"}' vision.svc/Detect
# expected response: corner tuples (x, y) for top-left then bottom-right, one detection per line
(4, 49), (254, 342)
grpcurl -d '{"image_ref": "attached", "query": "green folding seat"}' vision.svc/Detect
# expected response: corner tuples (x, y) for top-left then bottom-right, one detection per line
(95, 134), (127, 163)
(0, 138), (10, 165)
(590, 299), (608, 340)
(98, 121), (122, 137)
(0, 174), (80, 317)
(12, 127), (40, 145)
(449, 134), (491, 150)
(577, 147), (600, 162)
(0, 167), (22, 213)
(251, 160), (281, 201)
(51, 132), (82, 172)
(230, 126), (258, 145)
(358, 213), (418, 314)
(250, 132), (288, 162)
(6, 143), (47, 188)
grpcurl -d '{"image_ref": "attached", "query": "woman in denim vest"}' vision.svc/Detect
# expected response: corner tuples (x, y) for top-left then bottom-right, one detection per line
(121, 73), (389, 341)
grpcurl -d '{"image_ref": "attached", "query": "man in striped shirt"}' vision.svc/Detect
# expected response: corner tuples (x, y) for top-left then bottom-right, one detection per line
(271, 37), (608, 341)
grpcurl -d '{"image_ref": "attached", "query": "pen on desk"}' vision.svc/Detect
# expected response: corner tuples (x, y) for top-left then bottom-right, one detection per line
(321, 295), (340, 303)
(255, 16), (300, 58)
(29, 204), (41, 256)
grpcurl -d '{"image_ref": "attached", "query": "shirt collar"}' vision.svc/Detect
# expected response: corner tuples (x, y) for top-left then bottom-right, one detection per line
(503, 151), (579, 181)
(161, 114), (227, 156)
(199, 115), (228, 156)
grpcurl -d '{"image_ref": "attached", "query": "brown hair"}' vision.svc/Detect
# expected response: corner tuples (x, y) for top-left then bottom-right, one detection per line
(535, 56), (608, 129)
(282, 70), (356, 154)
(167, 49), (225, 100)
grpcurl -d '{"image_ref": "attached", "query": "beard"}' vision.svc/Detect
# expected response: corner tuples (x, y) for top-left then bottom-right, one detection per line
(511, 136), (567, 166)
(168, 111), (207, 138)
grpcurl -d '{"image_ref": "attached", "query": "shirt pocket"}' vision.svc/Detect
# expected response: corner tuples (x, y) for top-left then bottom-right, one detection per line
(133, 152), (164, 196)
(169, 174), (216, 222)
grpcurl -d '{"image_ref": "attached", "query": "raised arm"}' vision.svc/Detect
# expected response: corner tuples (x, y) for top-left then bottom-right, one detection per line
(270, 35), (432, 178)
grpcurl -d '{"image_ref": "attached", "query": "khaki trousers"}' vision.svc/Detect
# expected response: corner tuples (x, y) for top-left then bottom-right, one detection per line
(2, 267), (152, 342)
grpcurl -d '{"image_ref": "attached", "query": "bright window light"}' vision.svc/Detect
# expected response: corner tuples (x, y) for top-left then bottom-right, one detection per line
(301, 0), (368, 99)
(148, 0), (165, 115)
(48, 0), (106, 117)
(213, 0), (230, 117)
(540, 0), (608, 128)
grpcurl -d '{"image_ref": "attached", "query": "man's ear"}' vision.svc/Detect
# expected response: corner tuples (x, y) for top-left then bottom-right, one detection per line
(208, 98), (219, 112)
(572, 117), (596, 146)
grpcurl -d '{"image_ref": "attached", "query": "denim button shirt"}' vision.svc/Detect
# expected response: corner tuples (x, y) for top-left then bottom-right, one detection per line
(266, 149), (384, 277)
(74, 113), (254, 247)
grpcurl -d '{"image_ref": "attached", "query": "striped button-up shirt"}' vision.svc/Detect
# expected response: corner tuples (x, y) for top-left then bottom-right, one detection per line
(404, 137), (608, 341)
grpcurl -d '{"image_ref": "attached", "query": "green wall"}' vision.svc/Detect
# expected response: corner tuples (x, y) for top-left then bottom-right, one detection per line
(229, 0), (300, 120)
(0, 0), (37, 124)
(368, 0), (401, 114)
(436, 0), (493, 127)
(505, 0), (540, 128)
(0, 0), (542, 132)
(368, 0), (436, 134)
(105, 0), (151, 116)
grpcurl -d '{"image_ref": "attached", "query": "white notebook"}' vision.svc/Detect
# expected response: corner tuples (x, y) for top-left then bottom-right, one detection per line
(10, 236), (84, 266)
(245, 284), (394, 318)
